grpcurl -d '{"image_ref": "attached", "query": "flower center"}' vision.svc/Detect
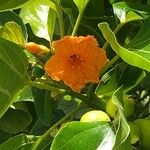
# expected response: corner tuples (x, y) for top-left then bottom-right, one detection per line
(69, 54), (84, 69)
(70, 54), (80, 62)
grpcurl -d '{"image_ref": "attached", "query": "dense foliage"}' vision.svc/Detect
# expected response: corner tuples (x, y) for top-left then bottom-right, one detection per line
(0, 0), (150, 150)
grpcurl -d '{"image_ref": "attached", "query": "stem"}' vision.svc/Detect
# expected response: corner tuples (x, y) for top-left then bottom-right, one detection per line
(72, 9), (85, 36)
(32, 106), (81, 150)
(29, 80), (58, 91)
(100, 55), (120, 76)
(57, 9), (64, 38)
(102, 23), (124, 49)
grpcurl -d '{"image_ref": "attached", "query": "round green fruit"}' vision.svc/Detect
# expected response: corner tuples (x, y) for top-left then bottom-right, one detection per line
(124, 95), (135, 117)
(134, 118), (150, 149)
(32, 64), (45, 77)
(128, 121), (141, 144)
(105, 99), (118, 118)
(80, 110), (111, 122)
(106, 95), (135, 118)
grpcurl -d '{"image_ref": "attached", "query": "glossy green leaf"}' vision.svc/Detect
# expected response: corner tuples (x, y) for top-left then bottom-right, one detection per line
(0, 11), (27, 40)
(0, 0), (29, 12)
(113, 2), (143, 23)
(0, 21), (25, 45)
(113, 2), (150, 19)
(98, 22), (150, 72)
(111, 87), (131, 149)
(0, 134), (38, 150)
(32, 88), (54, 126)
(0, 38), (28, 118)
(73, 0), (90, 12)
(51, 121), (115, 150)
(0, 108), (32, 134)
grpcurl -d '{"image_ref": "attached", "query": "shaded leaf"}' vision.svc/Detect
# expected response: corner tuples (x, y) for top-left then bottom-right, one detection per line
(0, 108), (32, 134)
(32, 88), (54, 126)
(96, 68), (118, 97)
(0, 134), (38, 150)
(0, 38), (28, 118)
(0, 0), (29, 12)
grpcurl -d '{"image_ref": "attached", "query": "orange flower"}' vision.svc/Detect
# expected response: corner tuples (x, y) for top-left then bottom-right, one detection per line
(44, 36), (107, 92)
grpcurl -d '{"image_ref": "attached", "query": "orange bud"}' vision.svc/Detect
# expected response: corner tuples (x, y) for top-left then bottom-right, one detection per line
(25, 42), (50, 56)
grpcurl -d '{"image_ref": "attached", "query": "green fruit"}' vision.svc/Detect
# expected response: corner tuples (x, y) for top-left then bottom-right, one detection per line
(128, 121), (140, 144)
(124, 95), (135, 117)
(106, 95), (135, 118)
(32, 64), (45, 77)
(134, 118), (150, 149)
(105, 99), (118, 118)
(80, 110), (111, 122)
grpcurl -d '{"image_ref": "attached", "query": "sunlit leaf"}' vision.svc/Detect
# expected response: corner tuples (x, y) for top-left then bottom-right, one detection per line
(113, 2), (143, 23)
(98, 22), (150, 71)
(20, 5), (50, 40)
(0, 21), (26, 45)
(73, 0), (90, 12)
(0, 38), (28, 118)
(0, 11), (27, 40)
(113, 2), (150, 19)
(51, 121), (115, 150)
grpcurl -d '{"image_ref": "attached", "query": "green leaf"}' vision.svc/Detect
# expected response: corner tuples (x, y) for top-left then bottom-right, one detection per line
(73, 0), (90, 12)
(113, 2), (143, 23)
(0, 38), (28, 118)
(117, 63), (146, 92)
(16, 86), (33, 102)
(0, 21), (26, 45)
(20, 4), (50, 40)
(98, 22), (150, 72)
(0, 0), (29, 12)
(32, 88), (54, 126)
(96, 68), (118, 97)
(113, 2), (150, 19)
(0, 108), (32, 134)
(127, 17), (150, 49)
(47, 8), (57, 42)
(51, 121), (115, 150)
(0, 134), (38, 150)
(20, 0), (59, 40)
(111, 87), (131, 149)
(0, 11), (27, 40)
